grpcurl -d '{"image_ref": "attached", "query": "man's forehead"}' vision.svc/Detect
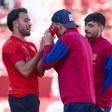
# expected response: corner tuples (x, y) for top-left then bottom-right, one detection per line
(19, 12), (30, 19)
(86, 21), (98, 25)
(51, 22), (59, 26)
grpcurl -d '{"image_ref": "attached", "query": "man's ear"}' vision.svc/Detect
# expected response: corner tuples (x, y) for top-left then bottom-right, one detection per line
(58, 23), (64, 29)
(13, 20), (18, 28)
(100, 25), (104, 32)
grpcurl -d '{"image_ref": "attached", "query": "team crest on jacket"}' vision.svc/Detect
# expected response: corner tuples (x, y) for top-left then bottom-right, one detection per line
(92, 53), (97, 65)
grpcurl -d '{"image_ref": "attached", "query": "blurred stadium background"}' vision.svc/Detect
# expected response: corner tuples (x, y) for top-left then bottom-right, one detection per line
(0, 0), (112, 112)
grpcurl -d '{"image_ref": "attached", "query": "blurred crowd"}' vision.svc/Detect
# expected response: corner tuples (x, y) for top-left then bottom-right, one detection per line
(0, 0), (112, 77)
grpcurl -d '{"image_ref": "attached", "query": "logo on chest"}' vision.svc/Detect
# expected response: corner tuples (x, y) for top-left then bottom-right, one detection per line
(21, 45), (33, 62)
(92, 53), (97, 65)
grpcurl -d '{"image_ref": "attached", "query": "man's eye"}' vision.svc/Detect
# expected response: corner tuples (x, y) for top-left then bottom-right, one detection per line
(24, 18), (30, 22)
(88, 25), (94, 27)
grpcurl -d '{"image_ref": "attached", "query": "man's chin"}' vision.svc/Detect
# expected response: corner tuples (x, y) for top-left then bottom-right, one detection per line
(25, 33), (30, 36)
(86, 36), (93, 40)
(86, 35), (93, 39)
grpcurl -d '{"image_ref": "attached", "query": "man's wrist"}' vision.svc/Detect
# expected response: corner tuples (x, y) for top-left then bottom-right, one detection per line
(43, 42), (52, 45)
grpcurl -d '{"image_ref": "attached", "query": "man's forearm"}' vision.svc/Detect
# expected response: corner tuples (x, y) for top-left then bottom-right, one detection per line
(18, 50), (43, 77)
(37, 59), (45, 77)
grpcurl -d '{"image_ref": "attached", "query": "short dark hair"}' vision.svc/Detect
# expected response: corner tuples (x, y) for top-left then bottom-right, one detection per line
(84, 12), (106, 26)
(7, 8), (28, 31)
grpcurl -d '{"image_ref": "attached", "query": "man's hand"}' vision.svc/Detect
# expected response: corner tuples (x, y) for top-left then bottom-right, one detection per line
(42, 29), (55, 45)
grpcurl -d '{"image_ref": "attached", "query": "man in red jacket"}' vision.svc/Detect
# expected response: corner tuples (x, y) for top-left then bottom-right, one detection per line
(40, 9), (96, 112)
(84, 12), (112, 112)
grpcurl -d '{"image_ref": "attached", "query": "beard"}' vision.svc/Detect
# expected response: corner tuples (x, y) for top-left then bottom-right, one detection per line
(86, 32), (99, 41)
(56, 31), (62, 37)
(19, 28), (31, 37)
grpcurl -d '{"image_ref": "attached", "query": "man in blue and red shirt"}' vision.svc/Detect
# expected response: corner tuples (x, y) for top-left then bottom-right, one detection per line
(84, 12), (112, 112)
(2, 8), (44, 112)
(41, 9), (96, 112)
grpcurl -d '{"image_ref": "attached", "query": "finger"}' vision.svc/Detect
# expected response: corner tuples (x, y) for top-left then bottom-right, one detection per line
(44, 29), (49, 34)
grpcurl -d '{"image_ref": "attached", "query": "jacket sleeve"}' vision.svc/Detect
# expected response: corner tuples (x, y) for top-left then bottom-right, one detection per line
(97, 56), (112, 108)
(42, 39), (68, 69)
(103, 56), (112, 90)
